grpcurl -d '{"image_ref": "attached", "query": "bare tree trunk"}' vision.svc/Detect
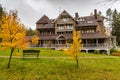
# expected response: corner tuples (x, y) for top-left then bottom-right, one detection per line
(7, 48), (14, 68)
(75, 55), (79, 68)
(17, 49), (19, 52)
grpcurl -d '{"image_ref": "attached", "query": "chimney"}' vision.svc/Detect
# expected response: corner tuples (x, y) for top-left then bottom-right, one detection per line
(75, 12), (79, 20)
(94, 9), (97, 19)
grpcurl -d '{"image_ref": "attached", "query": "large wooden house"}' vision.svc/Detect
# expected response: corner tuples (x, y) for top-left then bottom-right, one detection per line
(36, 9), (116, 54)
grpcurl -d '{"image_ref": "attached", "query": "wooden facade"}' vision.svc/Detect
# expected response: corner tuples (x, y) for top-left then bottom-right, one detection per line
(36, 9), (116, 54)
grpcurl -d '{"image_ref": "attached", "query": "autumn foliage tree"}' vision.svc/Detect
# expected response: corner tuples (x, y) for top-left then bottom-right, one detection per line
(32, 35), (39, 47)
(0, 10), (29, 68)
(64, 30), (83, 68)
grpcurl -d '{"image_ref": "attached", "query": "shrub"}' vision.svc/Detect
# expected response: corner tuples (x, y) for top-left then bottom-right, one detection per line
(94, 50), (99, 54)
(111, 52), (120, 56)
(110, 48), (117, 54)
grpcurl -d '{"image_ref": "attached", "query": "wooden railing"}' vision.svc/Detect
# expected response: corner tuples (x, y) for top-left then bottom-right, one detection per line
(32, 43), (110, 50)
(42, 44), (69, 49)
(83, 43), (109, 49)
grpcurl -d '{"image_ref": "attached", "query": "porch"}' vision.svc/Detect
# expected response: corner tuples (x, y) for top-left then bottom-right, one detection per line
(36, 43), (109, 50)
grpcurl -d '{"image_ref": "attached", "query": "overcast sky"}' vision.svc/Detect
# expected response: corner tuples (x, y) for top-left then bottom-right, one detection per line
(0, 0), (120, 29)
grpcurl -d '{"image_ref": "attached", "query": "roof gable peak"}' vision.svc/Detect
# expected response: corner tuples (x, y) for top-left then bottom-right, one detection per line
(54, 10), (75, 22)
(60, 10), (71, 16)
(36, 15), (50, 24)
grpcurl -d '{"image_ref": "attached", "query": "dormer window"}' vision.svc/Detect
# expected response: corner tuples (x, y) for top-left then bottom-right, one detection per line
(78, 18), (85, 23)
(79, 18), (84, 22)
(87, 21), (93, 23)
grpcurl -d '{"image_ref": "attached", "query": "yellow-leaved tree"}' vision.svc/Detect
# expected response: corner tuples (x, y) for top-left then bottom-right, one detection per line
(32, 35), (39, 47)
(0, 10), (29, 68)
(64, 30), (83, 68)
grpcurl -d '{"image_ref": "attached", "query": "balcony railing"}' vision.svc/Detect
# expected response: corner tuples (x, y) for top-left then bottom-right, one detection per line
(83, 43), (109, 50)
(42, 44), (69, 49)
(32, 43), (110, 50)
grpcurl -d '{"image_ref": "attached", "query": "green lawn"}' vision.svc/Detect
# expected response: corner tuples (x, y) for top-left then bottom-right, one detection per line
(0, 48), (109, 57)
(0, 48), (120, 80)
(0, 48), (66, 57)
(0, 58), (120, 80)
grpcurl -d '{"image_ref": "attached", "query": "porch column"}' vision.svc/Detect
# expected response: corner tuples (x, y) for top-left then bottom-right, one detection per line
(109, 38), (112, 48)
(56, 40), (59, 50)
(96, 39), (98, 47)
(40, 40), (41, 47)
(107, 49), (110, 55)
(86, 50), (88, 53)
(57, 40), (59, 44)
(86, 39), (88, 47)
(113, 37), (117, 48)
(65, 39), (67, 48)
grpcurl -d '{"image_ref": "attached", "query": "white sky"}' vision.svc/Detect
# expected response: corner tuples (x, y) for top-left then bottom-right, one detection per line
(0, 0), (120, 29)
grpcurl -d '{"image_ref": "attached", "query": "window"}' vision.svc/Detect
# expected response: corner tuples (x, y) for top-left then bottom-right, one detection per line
(57, 32), (64, 34)
(81, 30), (85, 33)
(66, 31), (72, 34)
(87, 21), (93, 23)
(78, 18), (85, 24)
(43, 23), (48, 26)
(59, 26), (64, 30)
(40, 32), (43, 35)
(86, 29), (95, 33)
(79, 18), (84, 22)
(62, 16), (69, 21)
(58, 24), (64, 30)
(66, 24), (73, 29)
(50, 32), (54, 35)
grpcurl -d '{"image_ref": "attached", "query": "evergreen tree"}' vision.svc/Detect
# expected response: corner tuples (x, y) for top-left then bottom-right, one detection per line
(111, 10), (120, 45)
(26, 27), (36, 36)
(97, 11), (102, 16)
(106, 8), (113, 27)
(106, 8), (120, 46)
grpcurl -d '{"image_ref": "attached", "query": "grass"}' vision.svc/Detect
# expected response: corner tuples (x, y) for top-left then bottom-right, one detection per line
(0, 58), (120, 80)
(0, 48), (110, 57)
(0, 48), (120, 80)
(0, 48), (66, 57)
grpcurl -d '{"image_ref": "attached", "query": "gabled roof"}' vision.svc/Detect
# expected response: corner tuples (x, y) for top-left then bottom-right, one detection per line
(54, 10), (76, 23)
(36, 15), (50, 24)
(36, 15), (55, 29)
(56, 34), (67, 39)
(79, 16), (104, 22)
(76, 16), (104, 27)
